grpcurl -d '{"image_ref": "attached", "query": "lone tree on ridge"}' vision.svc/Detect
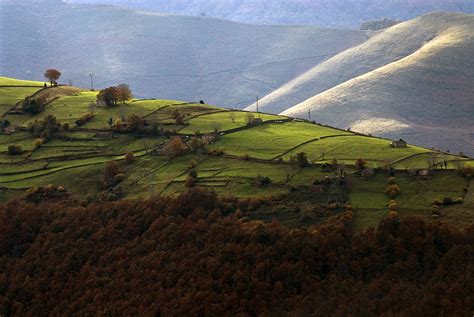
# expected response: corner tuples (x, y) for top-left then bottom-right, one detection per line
(44, 69), (61, 86)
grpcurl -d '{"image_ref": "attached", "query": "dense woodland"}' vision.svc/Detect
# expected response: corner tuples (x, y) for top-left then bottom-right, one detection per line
(1, 188), (473, 316)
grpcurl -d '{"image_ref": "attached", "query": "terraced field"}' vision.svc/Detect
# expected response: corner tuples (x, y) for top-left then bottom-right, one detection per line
(0, 77), (471, 229)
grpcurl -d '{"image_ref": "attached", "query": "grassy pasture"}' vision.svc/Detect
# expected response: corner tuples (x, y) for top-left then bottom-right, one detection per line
(392, 152), (471, 169)
(210, 121), (352, 160)
(283, 135), (432, 167)
(0, 77), (45, 86)
(0, 81), (472, 230)
(0, 87), (42, 114)
(179, 111), (284, 134)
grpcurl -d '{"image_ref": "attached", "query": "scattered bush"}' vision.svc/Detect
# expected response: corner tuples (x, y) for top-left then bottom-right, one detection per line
(360, 18), (401, 31)
(185, 176), (196, 188)
(388, 200), (398, 211)
(165, 137), (188, 159)
(75, 113), (94, 126)
(126, 114), (145, 133)
(207, 148), (224, 156)
(124, 152), (135, 164)
(7, 144), (23, 155)
(33, 138), (43, 149)
(460, 166), (474, 178)
(455, 197), (464, 204)
(188, 169), (198, 179)
(25, 184), (68, 203)
(189, 137), (208, 154)
(296, 152), (309, 168)
(62, 122), (70, 131)
(172, 110), (185, 125)
(255, 175), (272, 187)
(114, 173), (126, 183)
(28, 115), (60, 137)
(386, 184), (401, 198)
(387, 177), (396, 185)
(431, 204), (440, 216)
(443, 197), (453, 205)
(355, 158), (367, 171)
(102, 161), (122, 189)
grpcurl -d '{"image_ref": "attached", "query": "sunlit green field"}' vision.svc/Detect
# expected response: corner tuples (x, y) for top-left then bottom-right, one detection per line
(0, 76), (471, 230)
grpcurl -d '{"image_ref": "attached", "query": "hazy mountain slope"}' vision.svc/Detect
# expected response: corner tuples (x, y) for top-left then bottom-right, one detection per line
(0, 1), (366, 108)
(280, 12), (474, 155)
(245, 12), (471, 114)
(67, 0), (474, 28)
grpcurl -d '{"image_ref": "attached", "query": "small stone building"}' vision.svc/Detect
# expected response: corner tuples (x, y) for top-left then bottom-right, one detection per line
(391, 139), (407, 148)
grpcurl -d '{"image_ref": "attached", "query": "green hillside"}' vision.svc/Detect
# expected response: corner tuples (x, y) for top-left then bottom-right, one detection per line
(277, 12), (474, 156)
(0, 78), (472, 230)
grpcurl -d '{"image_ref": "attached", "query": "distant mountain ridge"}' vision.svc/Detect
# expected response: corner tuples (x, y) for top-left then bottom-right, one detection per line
(0, 1), (366, 107)
(270, 12), (474, 155)
(66, 0), (474, 27)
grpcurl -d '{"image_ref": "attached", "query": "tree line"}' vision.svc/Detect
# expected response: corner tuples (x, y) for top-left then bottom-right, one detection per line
(1, 188), (473, 316)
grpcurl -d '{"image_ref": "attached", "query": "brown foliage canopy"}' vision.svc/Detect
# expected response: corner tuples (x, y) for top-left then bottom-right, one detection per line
(165, 137), (187, 159)
(116, 84), (133, 104)
(44, 69), (61, 85)
(1, 188), (473, 316)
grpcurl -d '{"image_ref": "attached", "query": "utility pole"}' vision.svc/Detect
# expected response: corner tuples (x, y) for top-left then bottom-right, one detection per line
(89, 73), (94, 91)
(308, 109), (311, 121)
(256, 97), (260, 118)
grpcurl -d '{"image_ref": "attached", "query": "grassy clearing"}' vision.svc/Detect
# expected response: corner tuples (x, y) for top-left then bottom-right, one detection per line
(211, 121), (351, 160)
(0, 87), (42, 114)
(179, 111), (284, 134)
(393, 152), (470, 169)
(350, 174), (394, 232)
(0, 81), (472, 231)
(396, 172), (467, 212)
(0, 132), (37, 152)
(0, 77), (45, 86)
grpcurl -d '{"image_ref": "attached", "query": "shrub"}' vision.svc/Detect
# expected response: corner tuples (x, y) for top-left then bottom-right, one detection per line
(255, 176), (271, 187)
(296, 152), (309, 168)
(387, 177), (396, 185)
(455, 197), (464, 204)
(172, 110), (185, 125)
(188, 169), (198, 179)
(165, 137), (188, 159)
(126, 114), (145, 133)
(75, 113), (94, 126)
(40, 130), (50, 141)
(431, 205), (440, 216)
(355, 158), (367, 171)
(62, 123), (70, 131)
(189, 137), (207, 153)
(103, 161), (121, 189)
(460, 166), (474, 178)
(124, 152), (135, 164)
(33, 138), (43, 149)
(185, 176), (196, 188)
(7, 144), (23, 155)
(241, 154), (250, 161)
(25, 184), (68, 203)
(388, 200), (398, 211)
(114, 173), (126, 183)
(443, 197), (453, 205)
(207, 148), (224, 156)
(386, 184), (401, 198)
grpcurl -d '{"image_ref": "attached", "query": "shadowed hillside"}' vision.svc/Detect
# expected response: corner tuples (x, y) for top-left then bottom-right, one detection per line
(67, 0), (474, 28)
(248, 12), (474, 155)
(0, 1), (366, 108)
